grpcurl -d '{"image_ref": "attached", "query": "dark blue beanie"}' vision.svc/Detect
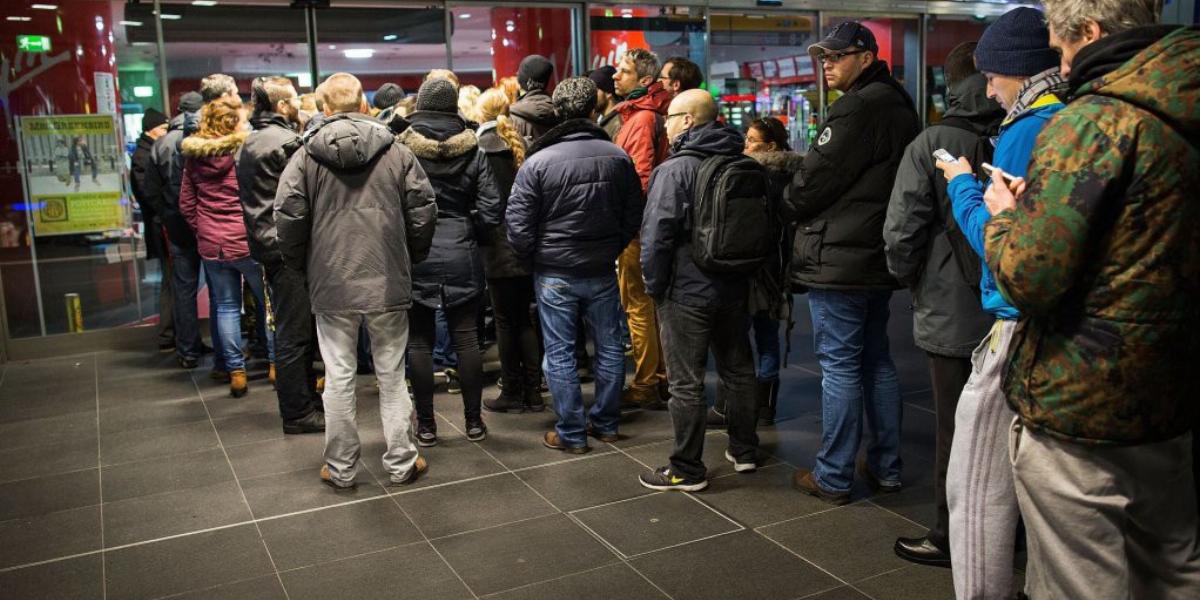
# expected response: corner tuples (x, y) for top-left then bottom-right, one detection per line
(974, 8), (1059, 77)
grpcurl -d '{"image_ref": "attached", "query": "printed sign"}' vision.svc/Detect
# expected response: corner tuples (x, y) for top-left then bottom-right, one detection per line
(16, 35), (52, 53)
(94, 72), (117, 115)
(18, 115), (127, 237)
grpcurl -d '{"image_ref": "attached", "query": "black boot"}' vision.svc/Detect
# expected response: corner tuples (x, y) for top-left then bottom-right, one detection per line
(484, 378), (525, 413)
(758, 378), (779, 425)
(523, 373), (546, 412)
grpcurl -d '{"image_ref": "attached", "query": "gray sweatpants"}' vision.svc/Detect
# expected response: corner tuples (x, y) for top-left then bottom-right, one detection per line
(947, 319), (1018, 600)
(316, 311), (418, 486)
(1012, 423), (1200, 599)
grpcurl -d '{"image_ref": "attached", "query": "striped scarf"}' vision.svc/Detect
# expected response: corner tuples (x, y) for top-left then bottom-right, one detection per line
(1005, 67), (1067, 124)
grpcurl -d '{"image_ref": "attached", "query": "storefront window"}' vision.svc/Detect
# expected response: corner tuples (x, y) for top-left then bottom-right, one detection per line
(925, 15), (993, 123)
(588, 5), (706, 75)
(709, 12), (820, 152)
(315, 5), (447, 101)
(450, 6), (579, 92)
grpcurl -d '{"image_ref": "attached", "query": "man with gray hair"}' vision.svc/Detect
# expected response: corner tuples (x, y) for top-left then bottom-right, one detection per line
(199, 73), (238, 103)
(506, 77), (643, 454)
(980, 1), (1200, 596)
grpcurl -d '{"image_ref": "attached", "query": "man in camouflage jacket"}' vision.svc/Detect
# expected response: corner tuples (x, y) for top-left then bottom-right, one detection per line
(981, 6), (1200, 596)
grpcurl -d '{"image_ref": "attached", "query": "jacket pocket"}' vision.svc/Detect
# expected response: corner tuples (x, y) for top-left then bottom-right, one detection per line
(793, 219), (826, 276)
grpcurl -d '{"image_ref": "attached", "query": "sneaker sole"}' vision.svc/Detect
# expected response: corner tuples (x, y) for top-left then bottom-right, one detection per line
(724, 450), (757, 473)
(466, 432), (487, 442)
(639, 477), (708, 492)
(417, 438), (438, 448)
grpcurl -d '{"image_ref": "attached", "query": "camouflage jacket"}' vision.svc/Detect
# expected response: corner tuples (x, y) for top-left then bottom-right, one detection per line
(983, 26), (1200, 445)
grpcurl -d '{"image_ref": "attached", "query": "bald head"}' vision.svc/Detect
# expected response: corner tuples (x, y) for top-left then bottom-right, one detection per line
(319, 72), (368, 115)
(666, 89), (718, 142)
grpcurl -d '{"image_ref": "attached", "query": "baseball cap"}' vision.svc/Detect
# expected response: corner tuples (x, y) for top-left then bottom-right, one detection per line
(809, 21), (879, 56)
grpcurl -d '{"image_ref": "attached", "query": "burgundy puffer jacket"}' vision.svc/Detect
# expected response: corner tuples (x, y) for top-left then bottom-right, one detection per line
(179, 131), (250, 261)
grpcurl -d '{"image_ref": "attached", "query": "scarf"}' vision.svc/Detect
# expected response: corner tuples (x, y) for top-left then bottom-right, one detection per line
(1005, 67), (1067, 124)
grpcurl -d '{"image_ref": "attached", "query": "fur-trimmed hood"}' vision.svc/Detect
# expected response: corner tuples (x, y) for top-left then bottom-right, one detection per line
(747, 150), (804, 176)
(180, 130), (248, 158)
(397, 127), (477, 161)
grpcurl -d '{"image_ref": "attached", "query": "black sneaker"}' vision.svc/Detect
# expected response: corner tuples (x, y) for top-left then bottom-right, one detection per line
(484, 391), (525, 413)
(158, 340), (175, 353)
(639, 466), (708, 492)
(465, 420), (487, 442)
(724, 450), (757, 473)
(443, 368), (461, 394)
(283, 410), (325, 435)
(416, 424), (438, 447)
(177, 355), (198, 369)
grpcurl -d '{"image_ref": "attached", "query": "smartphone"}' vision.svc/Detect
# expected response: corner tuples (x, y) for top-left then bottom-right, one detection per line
(981, 162), (1020, 184)
(933, 148), (956, 164)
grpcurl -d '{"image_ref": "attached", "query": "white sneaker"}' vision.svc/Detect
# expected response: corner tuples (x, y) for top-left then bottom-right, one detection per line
(725, 450), (757, 473)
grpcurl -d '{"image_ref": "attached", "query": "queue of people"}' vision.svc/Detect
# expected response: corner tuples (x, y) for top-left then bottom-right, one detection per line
(125, 1), (1199, 596)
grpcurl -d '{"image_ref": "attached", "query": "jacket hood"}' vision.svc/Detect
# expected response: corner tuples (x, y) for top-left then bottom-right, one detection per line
(616, 81), (671, 118)
(304, 113), (395, 170)
(476, 122), (512, 154)
(528, 118), (610, 156)
(671, 121), (745, 157)
(510, 90), (557, 125)
(944, 72), (1005, 129)
(747, 150), (804, 174)
(398, 119), (477, 161)
(852, 60), (917, 113)
(1074, 26), (1199, 140)
(250, 111), (297, 132)
(168, 113), (186, 131)
(180, 130), (248, 158)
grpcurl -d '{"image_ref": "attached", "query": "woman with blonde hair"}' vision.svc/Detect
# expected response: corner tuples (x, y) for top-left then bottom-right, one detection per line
(498, 76), (520, 106)
(476, 87), (542, 413)
(458, 84), (483, 123)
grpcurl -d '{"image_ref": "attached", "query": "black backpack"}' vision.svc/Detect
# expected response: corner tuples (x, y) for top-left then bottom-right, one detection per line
(676, 150), (773, 273)
(934, 116), (997, 291)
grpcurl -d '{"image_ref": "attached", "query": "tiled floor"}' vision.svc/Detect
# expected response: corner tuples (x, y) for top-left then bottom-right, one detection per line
(0, 293), (965, 600)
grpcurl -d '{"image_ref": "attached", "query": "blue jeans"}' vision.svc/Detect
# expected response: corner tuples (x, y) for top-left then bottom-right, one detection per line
(170, 241), (222, 369)
(535, 273), (626, 447)
(808, 289), (903, 494)
(751, 312), (781, 381)
(204, 257), (273, 372)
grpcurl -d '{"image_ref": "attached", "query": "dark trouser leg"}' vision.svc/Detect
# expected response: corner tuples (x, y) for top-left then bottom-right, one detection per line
(927, 352), (972, 553)
(169, 241), (202, 359)
(489, 277), (541, 390)
(659, 300), (716, 481)
(712, 303), (758, 461)
(407, 304), (437, 427)
(446, 298), (484, 423)
(267, 264), (318, 422)
(157, 233), (175, 345)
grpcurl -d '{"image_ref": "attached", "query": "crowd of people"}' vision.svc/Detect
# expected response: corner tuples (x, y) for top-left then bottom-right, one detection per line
(127, 0), (1199, 597)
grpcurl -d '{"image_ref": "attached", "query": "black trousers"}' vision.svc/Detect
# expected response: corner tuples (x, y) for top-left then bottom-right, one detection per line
(488, 277), (542, 391)
(659, 298), (758, 481)
(927, 352), (973, 552)
(410, 298), (484, 426)
(266, 264), (319, 422)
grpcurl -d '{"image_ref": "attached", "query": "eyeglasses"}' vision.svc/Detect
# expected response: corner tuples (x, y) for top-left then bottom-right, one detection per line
(818, 50), (865, 64)
(665, 112), (689, 121)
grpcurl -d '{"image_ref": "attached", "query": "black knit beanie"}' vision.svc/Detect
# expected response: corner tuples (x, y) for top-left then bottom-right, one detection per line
(415, 78), (458, 113)
(518, 55), (554, 92)
(974, 7), (1060, 77)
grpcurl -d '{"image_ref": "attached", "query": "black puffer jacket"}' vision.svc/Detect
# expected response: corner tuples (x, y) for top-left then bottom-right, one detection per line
(641, 122), (750, 309)
(477, 121), (530, 279)
(131, 132), (165, 259)
(275, 113), (437, 314)
(236, 112), (302, 270)
(509, 89), (558, 142)
(146, 111), (198, 248)
(398, 111), (502, 309)
(507, 119), (643, 277)
(786, 60), (921, 290)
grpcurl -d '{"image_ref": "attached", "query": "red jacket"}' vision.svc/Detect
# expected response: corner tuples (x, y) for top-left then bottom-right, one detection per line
(614, 82), (670, 193)
(179, 131), (251, 262)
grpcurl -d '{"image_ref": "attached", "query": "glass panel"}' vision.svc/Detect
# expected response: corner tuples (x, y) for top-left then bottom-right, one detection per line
(709, 12), (821, 152)
(315, 5), (447, 99)
(588, 5), (706, 73)
(925, 15), (993, 123)
(450, 6), (579, 91)
(821, 15), (921, 110)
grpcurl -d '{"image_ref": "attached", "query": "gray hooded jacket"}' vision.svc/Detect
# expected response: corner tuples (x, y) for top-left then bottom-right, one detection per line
(274, 113), (437, 315)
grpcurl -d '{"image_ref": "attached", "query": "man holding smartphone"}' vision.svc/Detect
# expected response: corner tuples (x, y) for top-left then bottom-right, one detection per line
(933, 8), (1065, 599)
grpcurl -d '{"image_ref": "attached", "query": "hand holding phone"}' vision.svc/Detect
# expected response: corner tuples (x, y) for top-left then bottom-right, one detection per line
(981, 162), (1021, 184)
(933, 149), (972, 182)
(933, 149), (956, 164)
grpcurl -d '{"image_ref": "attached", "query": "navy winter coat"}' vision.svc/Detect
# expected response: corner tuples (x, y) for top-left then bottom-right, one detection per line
(506, 119), (643, 278)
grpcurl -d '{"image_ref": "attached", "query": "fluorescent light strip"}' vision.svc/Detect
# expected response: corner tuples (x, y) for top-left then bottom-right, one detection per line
(32, 4), (58, 10)
(160, 13), (182, 20)
(343, 49), (374, 58)
(7, 16), (32, 22)
(383, 34), (397, 41)
(120, 20), (142, 26)
(192, 0), (217, 6)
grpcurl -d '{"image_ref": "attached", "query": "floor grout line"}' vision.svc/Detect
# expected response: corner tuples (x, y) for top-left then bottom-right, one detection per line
(905, 401), (936, 416)
(93, 353), (107, 600)
(756, 530), (879, 599)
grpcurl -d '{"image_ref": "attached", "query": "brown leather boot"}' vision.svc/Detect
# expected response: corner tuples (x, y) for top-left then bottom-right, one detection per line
(230, 370), (248, 398)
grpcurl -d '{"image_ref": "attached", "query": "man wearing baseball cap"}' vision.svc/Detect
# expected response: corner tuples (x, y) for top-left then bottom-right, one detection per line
(588, 66), (622, 140)
(786, 21), (920, 506)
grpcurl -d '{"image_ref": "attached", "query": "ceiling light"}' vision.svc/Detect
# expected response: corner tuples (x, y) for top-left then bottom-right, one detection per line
(343, 49), (374, 59)
(160, 13), (182, 20)
(192, 0), (218, 5)
(290, 72), (313, 88)
(327, 44), (336, 49)
(6, 16), (32, 22)
(31, 4), (57, 9)
(120, 20), (142, 26)
(133, 86), (154, 97)
(383, 34), (397, 41)
(458, 13), (471, 19)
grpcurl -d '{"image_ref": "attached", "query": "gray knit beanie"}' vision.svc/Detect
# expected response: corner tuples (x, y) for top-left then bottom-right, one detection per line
(415, 78), (458, 113)
(552, 77), (597, 121)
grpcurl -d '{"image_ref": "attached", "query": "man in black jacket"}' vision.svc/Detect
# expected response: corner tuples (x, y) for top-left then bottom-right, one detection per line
(237, 75), (323, 435)
(276, 73), (437, 489)
(510, 55), (559, 142)
(507, 77), (642, 454)
(131, 108), (172, 352)
(637, 89), (759, 492)
(882, 42), (1000, 566)
(787, 22), (921, 505)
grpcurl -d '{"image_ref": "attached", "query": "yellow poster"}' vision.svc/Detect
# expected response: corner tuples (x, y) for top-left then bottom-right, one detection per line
(18, 114), (128, 236)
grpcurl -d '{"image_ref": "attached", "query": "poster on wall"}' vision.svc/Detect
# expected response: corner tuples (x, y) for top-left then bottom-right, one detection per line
(16, 114), (127, 237)
(94, 72), (117, 115)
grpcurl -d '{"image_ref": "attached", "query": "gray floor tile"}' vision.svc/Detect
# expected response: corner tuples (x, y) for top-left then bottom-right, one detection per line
(395, 473), (556, 539)
(516, 452), (652, 512)
(0, 505), (102, 569)
(105, 524), (275, 600)
(700, 464), (833, 528)
(99, 421), (220, 466)
(868, 483), (937, 532)
(855, 565), (956, 600)
(631, 531), (841, 600)
(371, 432), (506, 491)
(2, 355), (95, 388)
(98, 370), (199, 407)
(203, 389), (279, 421)
(0, 469), (99, 521)
(211, 411), (287, 447)
(623, 431), (781, 480)
(0, 388), (96, 423)
(280, 542), (473, 600)
(101, 448), (235, 502)
(0, 554), (103, 600)
(0, 411), (97, 451)
(434, 513), (620, 596)
(240, 467), (385, 519)
(98, 397), (209, 435)
(571, 492), (741, 558)
(260, 497), (423, 570)
(484, 563), (667, 600)
(102, 480), (253, 546)
(226, 434), (327, 481)
(158, 575), (288, 600)
(801, 586), (873, 600)
(0, 436), (98, 484)
(759, 504), (925, 583)
(608, 409), (676, 447)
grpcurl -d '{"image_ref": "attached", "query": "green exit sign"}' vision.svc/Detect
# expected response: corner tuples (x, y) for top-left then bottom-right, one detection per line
(17, 35), (52, 53)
